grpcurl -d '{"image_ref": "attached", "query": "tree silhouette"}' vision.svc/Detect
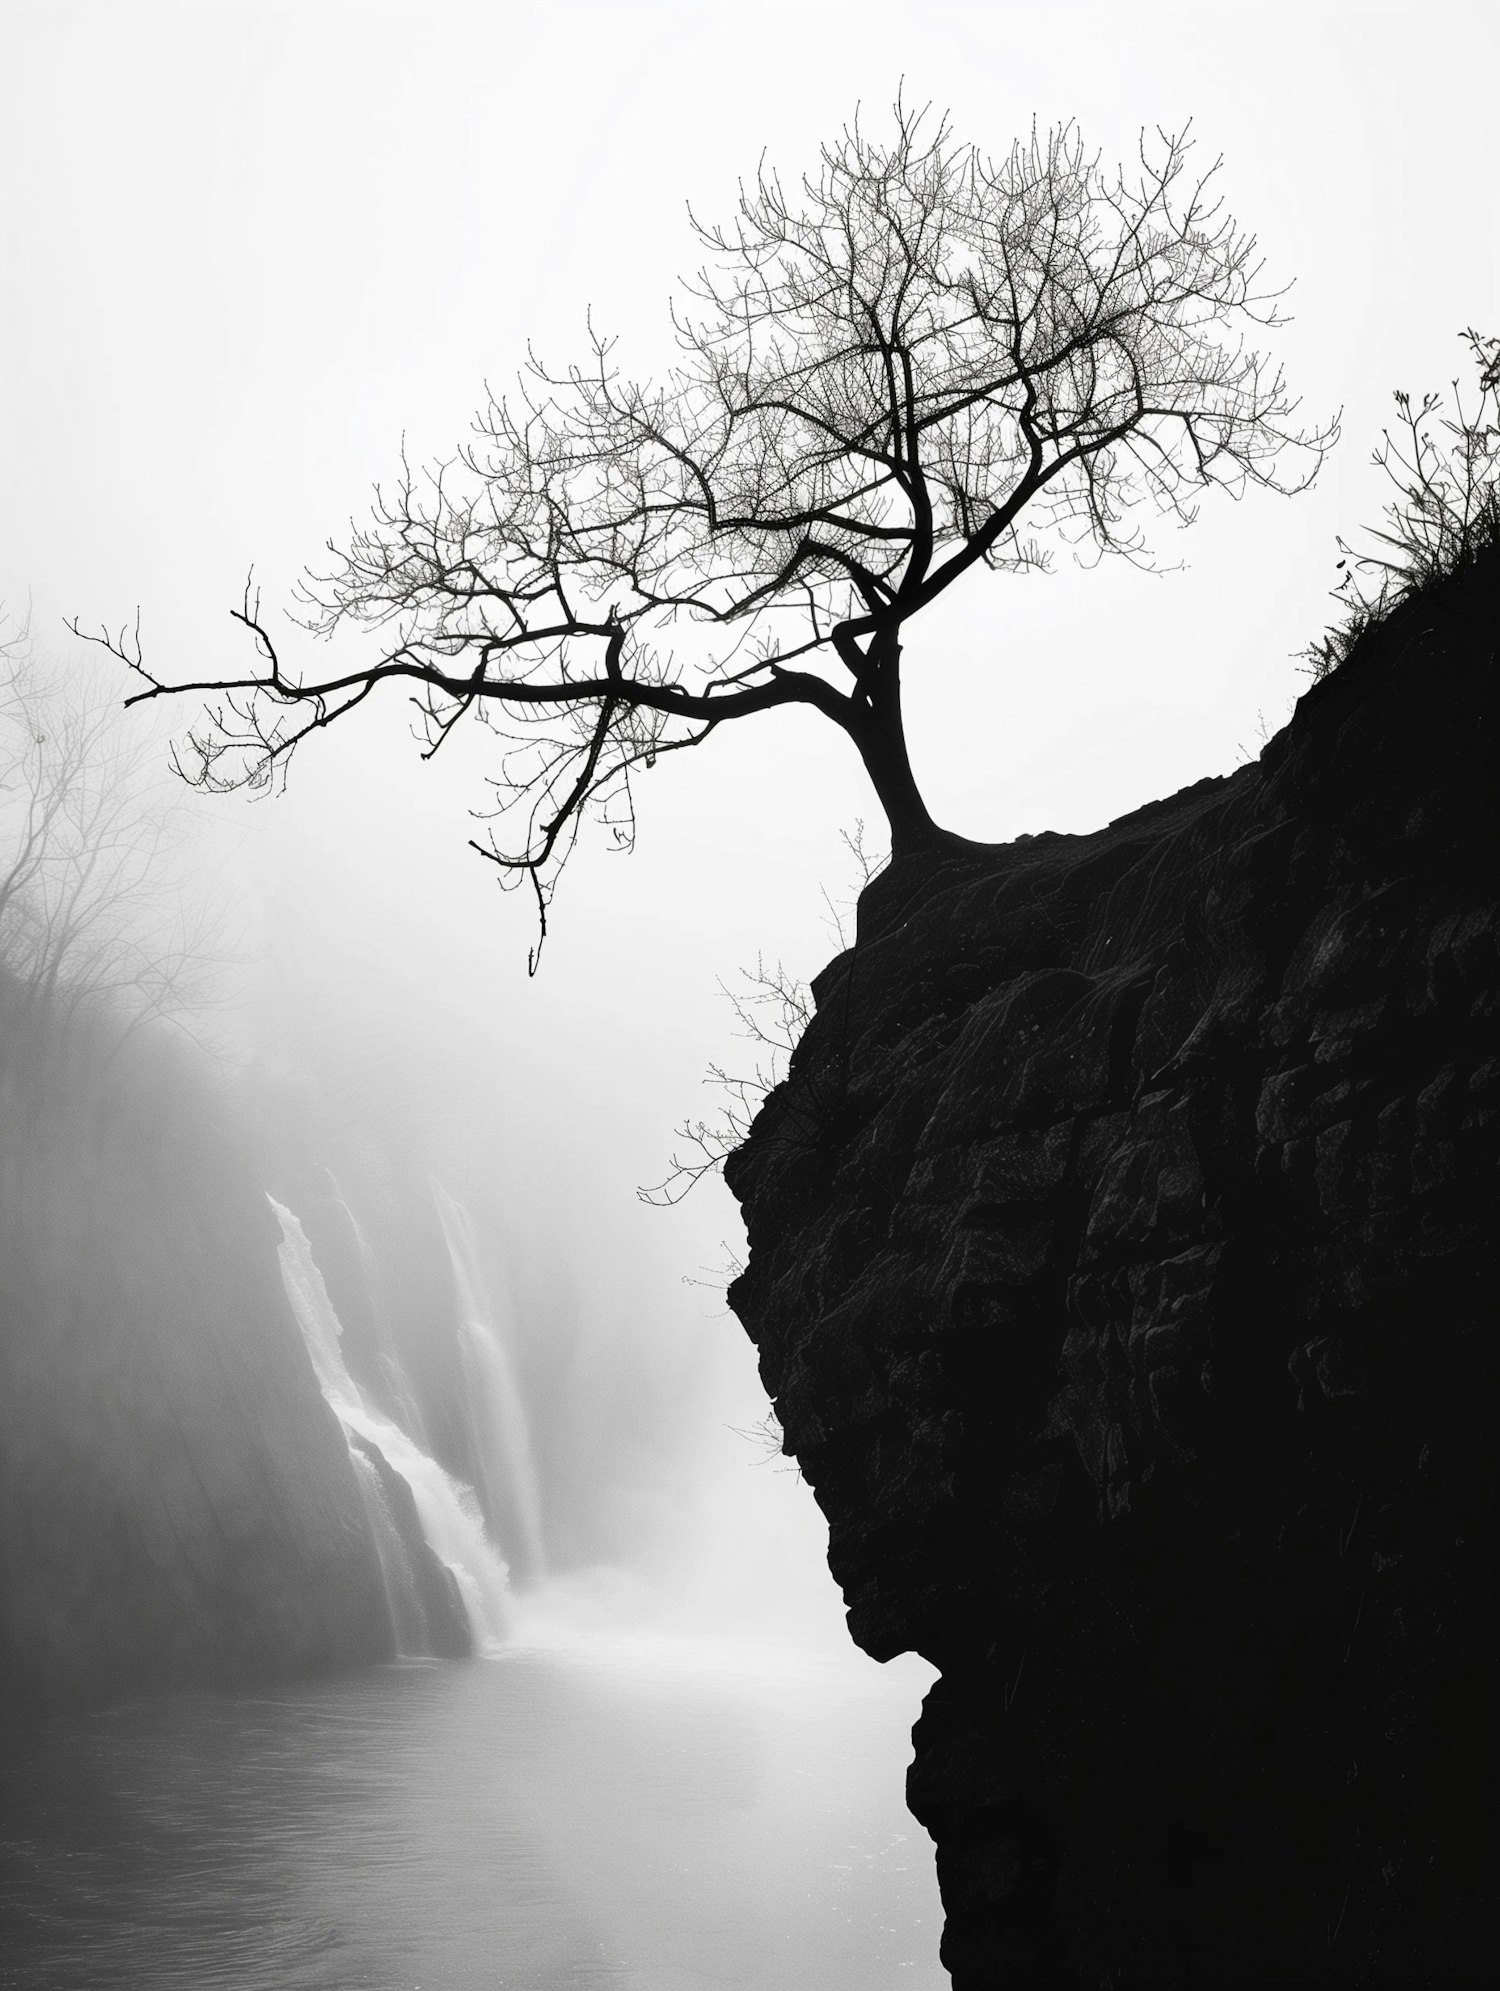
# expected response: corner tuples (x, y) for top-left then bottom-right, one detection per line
(87, 105), (1335, 967)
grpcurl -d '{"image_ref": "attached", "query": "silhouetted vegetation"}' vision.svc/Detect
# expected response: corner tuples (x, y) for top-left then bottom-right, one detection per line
(1303, 329), (1498, 679)
(83, 104), (1333, 966)
(641, 822), (886, 1206)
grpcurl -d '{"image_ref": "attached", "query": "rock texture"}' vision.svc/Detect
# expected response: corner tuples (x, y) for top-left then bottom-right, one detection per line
(726, 553), (1496, 1987)
(0, 1005), (393, 1713)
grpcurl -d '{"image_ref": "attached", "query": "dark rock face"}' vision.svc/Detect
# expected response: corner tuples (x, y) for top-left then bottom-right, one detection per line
(0, 1009), (393, 1713)
(726, 557), (1496, 1987)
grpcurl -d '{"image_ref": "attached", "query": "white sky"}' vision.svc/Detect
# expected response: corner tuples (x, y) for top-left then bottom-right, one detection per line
(3, 0), (1497, 1626)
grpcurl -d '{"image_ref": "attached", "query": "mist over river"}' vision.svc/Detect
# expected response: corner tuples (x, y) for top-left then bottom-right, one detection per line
(0, 1616), (941, 1990)
(0, 942), (943, 1989)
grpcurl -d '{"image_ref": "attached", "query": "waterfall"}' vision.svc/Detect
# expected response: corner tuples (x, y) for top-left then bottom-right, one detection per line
(375, 1351), (432, 1454)
(347, 1444), (427, 1656)
(322, 1171), (434, 1450)
(271, 1197), (512, 1654)
(430, 1181), (548, 1589)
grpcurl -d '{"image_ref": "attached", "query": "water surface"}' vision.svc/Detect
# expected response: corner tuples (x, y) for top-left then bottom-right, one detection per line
(0, 1632), (943, 1990)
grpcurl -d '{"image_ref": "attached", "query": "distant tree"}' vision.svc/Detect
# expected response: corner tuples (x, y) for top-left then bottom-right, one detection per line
(85, 105), (1335, 966)
(1, 607), (219, 1034)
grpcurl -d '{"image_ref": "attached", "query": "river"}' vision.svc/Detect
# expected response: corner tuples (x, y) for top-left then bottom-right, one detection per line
(0, 1621), (943, 1990)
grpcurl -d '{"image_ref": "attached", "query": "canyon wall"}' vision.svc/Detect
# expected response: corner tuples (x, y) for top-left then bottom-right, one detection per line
(0, 1004), (393, 1712)
(727, 555), (1496, 1986)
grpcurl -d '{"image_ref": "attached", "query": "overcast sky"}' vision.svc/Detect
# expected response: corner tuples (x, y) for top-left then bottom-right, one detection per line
(3, 0), (1496, 1626)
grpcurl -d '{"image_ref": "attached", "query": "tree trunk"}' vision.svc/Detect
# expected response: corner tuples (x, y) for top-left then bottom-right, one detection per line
(848, 639), (950, 855)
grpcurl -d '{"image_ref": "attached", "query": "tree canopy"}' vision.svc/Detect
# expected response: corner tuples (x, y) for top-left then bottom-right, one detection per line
(93, 104), (1336, 967)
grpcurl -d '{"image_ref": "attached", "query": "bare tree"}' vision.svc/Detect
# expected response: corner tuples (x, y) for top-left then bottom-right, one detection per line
(1, 608), (221, 1035)
(85, 105), (1335, 967)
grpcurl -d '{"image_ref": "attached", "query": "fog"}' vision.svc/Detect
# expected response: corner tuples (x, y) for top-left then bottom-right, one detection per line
(1, 2), (1495, 1983)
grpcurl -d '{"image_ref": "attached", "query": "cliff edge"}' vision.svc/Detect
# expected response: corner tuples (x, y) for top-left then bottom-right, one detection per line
(726, 553), (1496, 1987)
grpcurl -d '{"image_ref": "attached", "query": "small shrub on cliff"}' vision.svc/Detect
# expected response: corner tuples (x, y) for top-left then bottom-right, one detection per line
(1303, 328), (1498, 679)
(641, 824), (887, 1206)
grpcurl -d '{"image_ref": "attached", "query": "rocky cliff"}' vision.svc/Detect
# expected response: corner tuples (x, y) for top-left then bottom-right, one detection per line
(0, 1004), (393, 1713)
(726, 553), (1496, 1987)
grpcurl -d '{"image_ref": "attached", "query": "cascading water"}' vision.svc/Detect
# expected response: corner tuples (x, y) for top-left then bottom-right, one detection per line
(347, 1445), (428, 1655)
(374, 1351), (432, 1453)
(431, 1181), (548, 1589)
(322, 1173), (436, 1450)
(271, 1197), (512, 1653)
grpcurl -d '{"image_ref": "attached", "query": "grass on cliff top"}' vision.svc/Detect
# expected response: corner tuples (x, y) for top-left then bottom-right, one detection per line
(1303, 328), (1498, 681)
